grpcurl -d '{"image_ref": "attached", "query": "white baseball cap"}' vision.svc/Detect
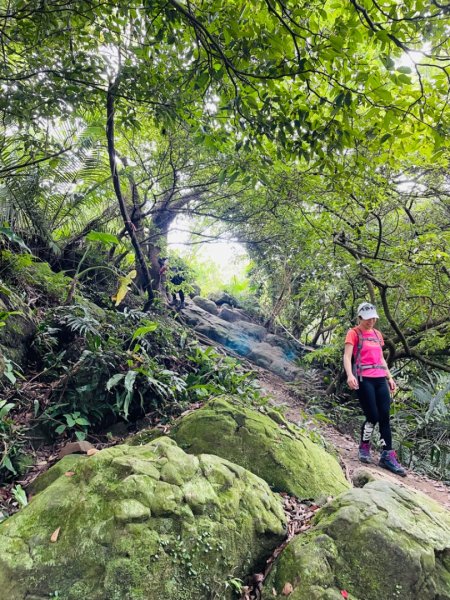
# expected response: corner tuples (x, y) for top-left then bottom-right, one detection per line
(357, 302), (379, 319)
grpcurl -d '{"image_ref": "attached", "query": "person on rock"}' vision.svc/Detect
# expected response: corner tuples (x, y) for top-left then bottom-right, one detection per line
(343, 302), (406, 477)
(158, 257), (186, 309)
(169, 268), (186, 309)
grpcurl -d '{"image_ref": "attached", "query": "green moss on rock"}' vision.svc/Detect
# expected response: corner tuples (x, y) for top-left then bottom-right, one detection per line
(28, 455), (86, 495)
(0, 437), (286, 600)
(264, 480), (450, 600)
(159, 396), (348, 500)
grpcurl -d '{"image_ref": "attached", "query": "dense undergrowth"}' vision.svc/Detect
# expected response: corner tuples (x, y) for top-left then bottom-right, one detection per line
(0, 252), (268, 500)
(1, 306), (266, 480)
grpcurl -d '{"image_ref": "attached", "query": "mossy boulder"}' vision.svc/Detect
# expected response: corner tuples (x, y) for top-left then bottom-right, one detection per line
(264, 480), (450, 600)
(27, 454), (86, 495)
(163, 397), (349, 500)
(0, 437), (286, 600)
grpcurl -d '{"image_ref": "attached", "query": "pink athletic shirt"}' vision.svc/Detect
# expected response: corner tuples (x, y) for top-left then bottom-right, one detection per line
(345, 327), (386, 378)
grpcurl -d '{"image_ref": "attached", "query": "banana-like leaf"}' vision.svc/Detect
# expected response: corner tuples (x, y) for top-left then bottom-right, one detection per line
(111, 270), (137, 306)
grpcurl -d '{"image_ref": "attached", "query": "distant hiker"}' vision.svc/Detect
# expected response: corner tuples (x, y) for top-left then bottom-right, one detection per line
(158, 257), (186, 309)
(343, 302), (406, 477)
(169, 266), (186, 309)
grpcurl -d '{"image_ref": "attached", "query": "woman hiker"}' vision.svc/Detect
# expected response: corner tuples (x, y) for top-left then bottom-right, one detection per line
(343, 302), (406, 477)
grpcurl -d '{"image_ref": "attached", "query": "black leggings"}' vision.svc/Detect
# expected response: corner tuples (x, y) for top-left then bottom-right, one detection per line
(357, 377), (392, 450)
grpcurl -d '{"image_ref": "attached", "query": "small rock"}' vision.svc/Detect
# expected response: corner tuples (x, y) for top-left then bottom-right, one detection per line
(58, 441), (94, 459)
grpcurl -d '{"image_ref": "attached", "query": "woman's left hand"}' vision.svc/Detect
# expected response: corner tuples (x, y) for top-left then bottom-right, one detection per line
(388, 377), (396, 393)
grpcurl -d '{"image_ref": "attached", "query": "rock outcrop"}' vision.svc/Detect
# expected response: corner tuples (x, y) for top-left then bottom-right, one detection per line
(0, 293), (35, 371)
(191, 295), (219, 315)
(264, 480), (450, 599)
(182, 301), (307, 380)
(0, 438), (286, 600)
(135, 397), (349, 501)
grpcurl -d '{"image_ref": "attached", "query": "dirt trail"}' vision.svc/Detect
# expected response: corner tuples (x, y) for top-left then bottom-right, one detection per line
(256, 370), (450, 510)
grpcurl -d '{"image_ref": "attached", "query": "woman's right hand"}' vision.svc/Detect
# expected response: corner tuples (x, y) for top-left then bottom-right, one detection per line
(347, 374), (359, 390)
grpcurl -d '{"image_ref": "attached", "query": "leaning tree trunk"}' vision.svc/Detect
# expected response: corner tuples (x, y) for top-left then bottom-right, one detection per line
(106, 81), (154, 308)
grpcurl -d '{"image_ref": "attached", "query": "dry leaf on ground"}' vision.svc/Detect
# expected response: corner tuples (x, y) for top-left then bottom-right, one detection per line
(50, 527), (61, 543)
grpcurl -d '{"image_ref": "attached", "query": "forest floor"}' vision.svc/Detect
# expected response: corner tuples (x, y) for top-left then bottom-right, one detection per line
(257, 369), (450, 510)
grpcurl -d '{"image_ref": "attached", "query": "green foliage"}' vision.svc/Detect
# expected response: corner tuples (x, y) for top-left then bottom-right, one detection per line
(38, 347), (123, 438)
(2, 0), (450, 495)
(2, 0), (448, 167)
(0, 121), (110, 257)
(0, 251), (71, 305)
(2, 358), (21, 386)
(224, 577), (243, 594)
(0, 226), (31, 253)
(106, 357), (187, 421)
(392, 373), (450, 481)
(11, 484), (28, 508)
(54, 412), (91, 441)
(28, 297), (267, 443)
(0, 310), (23, 329)
(0, 399), (26, 481)
(301, 344), (342, 370)
(184, 343), (264, 404)
(54, 305), (105, 352)
(85, 231), (120, 246)
(130, 321), (158, 342)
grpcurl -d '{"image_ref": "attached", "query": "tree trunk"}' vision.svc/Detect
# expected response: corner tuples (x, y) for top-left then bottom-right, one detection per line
(106, 81), (154, 308)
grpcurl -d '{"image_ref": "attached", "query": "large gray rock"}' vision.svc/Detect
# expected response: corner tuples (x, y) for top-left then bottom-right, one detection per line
(209, 291), (238, 307)
(247, 342), (301, 379)
(219, 306), (253, 324)
(237, 320), (267, 341)
(192, 295), (219, 315)
(188, 284), (201, 298)
(266, 333), (300, 355)
(182, 302), (307, 380)
(182, 303), (242, 349)
(0, 438), (286, 600)
(270, 357), (302, 380)
(218, 306), (242, 323)
(0, 296), (35, 371)
(264, 480), (450, 600)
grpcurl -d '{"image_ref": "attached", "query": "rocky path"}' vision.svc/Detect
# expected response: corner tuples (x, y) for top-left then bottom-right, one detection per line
(257, 370), (450, 511)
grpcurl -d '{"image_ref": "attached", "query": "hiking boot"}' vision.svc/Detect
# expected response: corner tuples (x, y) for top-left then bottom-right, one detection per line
(379, 450), (406, 477)
(358, 442), (371, 464)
